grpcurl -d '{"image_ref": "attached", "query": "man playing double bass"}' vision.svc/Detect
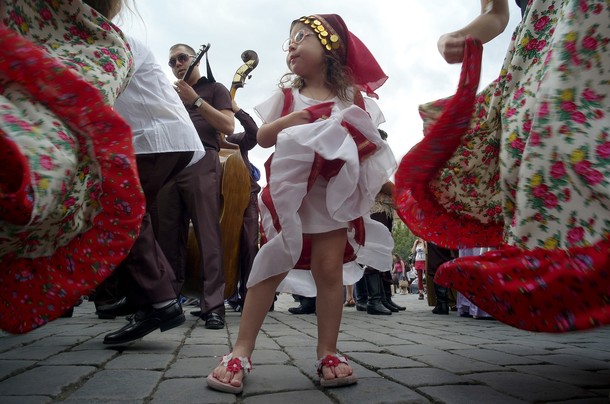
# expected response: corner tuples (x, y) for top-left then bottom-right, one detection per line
(156, 43), (234, 330)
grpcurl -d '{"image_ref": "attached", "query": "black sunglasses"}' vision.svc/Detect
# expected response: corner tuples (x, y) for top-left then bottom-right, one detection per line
(168, 53), (195, 68)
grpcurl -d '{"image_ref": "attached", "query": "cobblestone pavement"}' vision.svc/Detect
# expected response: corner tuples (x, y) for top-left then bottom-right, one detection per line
(0, 292), (609, 403)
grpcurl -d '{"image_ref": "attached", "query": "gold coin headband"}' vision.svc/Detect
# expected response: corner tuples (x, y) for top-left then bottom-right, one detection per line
(297, 16), (345, 60)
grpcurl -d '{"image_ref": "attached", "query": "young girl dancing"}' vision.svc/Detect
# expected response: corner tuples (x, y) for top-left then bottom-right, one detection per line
(207, 13), (395, 393)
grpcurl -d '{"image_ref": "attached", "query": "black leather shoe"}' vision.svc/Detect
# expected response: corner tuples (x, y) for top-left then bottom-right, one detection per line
(103, 301), (185, 344)
(96, 297), (139, 319)
(386, 298), (406, 311)
(288, 297), (316, 314)
(432, 303), (449, 315)
(204, 312), (225, 329)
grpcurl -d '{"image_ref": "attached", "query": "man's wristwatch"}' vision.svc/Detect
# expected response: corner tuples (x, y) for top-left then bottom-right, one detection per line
(192, 97), (204, 109)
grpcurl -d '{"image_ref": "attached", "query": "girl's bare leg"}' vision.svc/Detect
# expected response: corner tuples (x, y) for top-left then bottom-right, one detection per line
(309, 228), (353, 380)
(211, 272), (287, 386)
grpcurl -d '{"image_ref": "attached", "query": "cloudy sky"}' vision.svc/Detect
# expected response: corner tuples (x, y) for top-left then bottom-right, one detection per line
(118, 1), (522, 182)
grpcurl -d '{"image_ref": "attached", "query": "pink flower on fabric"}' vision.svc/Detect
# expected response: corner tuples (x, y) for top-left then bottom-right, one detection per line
(550, 161), (566, 179)
(583, 168), (603, 185)
(103, 62), (115, 72)
(561, 101), (577, 112)
(574, 160), (591, 175)
(40, 8), (52, 20)
(532, 184), (548, 198)
(538, 102), (549, 118)
(582, 88), (603, 102)
(579, 0), (588, 13)
(536, 40), (547, 51)
(572, 111), (587, 124)
(534, 15), (550, 31)
(596, 142), (610, 159)
(510, 138), (525, 152)
(39, 155), (54, 170)
(582, 36), (598, 51)
(543, 193), (558, 208)
(567, 227), (585, 245)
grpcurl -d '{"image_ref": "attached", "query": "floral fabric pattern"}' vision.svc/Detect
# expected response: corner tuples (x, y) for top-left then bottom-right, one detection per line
(395, 0), (610, 332)
(0, 1), (144, 334)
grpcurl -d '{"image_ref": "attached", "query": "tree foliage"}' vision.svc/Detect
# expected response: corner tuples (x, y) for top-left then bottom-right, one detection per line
(392, 219), (416, 261)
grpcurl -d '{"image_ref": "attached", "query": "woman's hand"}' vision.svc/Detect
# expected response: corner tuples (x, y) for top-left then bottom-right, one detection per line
(437, 32), (468, 64)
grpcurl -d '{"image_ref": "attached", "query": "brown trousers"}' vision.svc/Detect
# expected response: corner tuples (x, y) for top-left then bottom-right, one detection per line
(107, 151), (193, 306)
(155, 150), (225, 316)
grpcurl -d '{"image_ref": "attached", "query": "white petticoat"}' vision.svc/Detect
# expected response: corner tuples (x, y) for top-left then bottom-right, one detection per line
(247, 104), (397, 296)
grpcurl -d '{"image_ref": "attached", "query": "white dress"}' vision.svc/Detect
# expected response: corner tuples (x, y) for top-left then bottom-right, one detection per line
(249, 88), (397, 296)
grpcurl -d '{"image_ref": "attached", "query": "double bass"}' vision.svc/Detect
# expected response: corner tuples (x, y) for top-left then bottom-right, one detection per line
(184, 50), (259, 299)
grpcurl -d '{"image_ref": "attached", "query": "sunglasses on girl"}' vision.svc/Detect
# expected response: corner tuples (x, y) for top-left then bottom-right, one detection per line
(282, 29), (314, 51)
(168, 53), (195, 68)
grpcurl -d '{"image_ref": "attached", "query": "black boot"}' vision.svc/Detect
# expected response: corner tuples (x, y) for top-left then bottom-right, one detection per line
(288, 296), (316, 314)
(382, 277), (406, 311)
(364, 274), (392, 315)
(432, 283), (449, 314)
(354, 277), (368, 312)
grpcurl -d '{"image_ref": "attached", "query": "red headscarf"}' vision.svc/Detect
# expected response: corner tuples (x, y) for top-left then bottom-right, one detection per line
(294, 14), (388, 99)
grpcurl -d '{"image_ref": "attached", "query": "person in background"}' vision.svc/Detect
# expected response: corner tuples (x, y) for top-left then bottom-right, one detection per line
(411, 238), (427, 300)
(224, 100), (261, 312)
(101, 35), (206, 344)
(156, 43), (234, 330)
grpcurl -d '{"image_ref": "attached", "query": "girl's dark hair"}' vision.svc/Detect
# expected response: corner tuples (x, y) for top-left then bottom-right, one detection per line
(82, 0), (122, 19)
(280, 53), (355, 103)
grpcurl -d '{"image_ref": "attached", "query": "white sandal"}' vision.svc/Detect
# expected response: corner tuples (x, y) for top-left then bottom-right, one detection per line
(206, 353), (252, 394)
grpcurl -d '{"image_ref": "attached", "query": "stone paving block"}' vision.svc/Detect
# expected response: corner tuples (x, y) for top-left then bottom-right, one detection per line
(28, 335), (92, 347)
(178, 344), (228, 358)
(546, 398), (610, 404)
(249, 349), (289, 365)
(439, 334), (499, 346)
(241, 364), (315, 395)
(0, 345), (67, 361)
(478, 343), (553, 357)
(552, 347), (610, 361)
(509, 364), (610, 387)
(250, 337), (281, 350)
(104, 353), (174, 370)
(165, 357), (219, 378)
(528, 353), (610, 370)
(419, 385), (528, 404)
(62, 399), (143, 404)
(324, 376), (428, 403)
(0, 365), (95, 396)
(274, 335), (316, 348)
(346, 352), (424, 369)
(423, 339), (474, 351)
(0, 360), (35, 379)
(336, 340), (384, 352)
(243, 389), (334, 404)
(0, 395), (51, 404)
(0, 332), (48, 350)
(107, 339), (182, 353)
(451, 348), (541, 366)
(469, 371), (595, 402)
(152, 377), (235, 404)
(379, 367), (475, 387)
(66, 369), (162, 400)
(412, 352), (505, 373)
(41, 349), (116, 366)
(385, 344), (448, 359)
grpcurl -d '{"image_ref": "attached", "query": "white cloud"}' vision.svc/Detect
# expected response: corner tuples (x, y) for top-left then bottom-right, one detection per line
(118, 0), (522, 185)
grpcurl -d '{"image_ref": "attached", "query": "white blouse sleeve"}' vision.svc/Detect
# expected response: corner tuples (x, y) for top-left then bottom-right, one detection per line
(363, 97), (386, 127)
(254, 90), (285, 124)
